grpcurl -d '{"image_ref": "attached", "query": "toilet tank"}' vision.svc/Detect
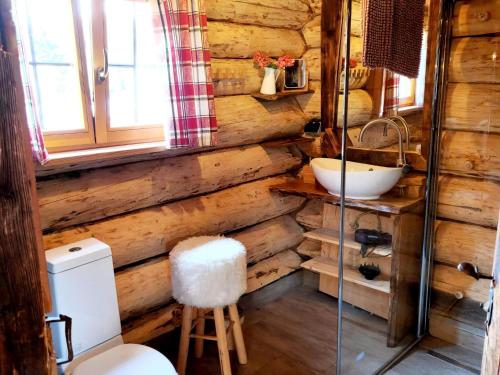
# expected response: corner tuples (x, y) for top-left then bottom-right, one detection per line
(46, 238), (122, 361)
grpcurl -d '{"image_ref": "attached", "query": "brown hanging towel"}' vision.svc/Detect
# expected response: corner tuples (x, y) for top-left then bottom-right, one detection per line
(361, 0), (425, 78)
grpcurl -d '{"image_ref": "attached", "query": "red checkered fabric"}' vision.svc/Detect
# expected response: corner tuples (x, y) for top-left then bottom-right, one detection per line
(383, 70), (400, 116)
(157, 0), (217, 148)
(15, 29), (49, 164)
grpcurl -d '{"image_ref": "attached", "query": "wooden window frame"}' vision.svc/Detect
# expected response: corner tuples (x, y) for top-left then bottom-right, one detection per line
(19, 0), (165, 153)
(91, 0), (164, 149)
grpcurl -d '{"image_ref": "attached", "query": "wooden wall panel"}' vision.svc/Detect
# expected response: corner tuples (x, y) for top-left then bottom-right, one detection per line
(434, 220), (496, 272)
(38, 145), (301, 231)
(453, 0), (500, 37)
(444, 83), (500, 133)
(439, 130), (500, 180)
(437, 176), (500, 228)
(302, 14), (362, 48)
(296, 82), (373, 125)
(432, 264), (490, 303)
(206, 0), (310, 29)
(122, 303), (180, 344)
(116, 257), (172, 321)
(43, 176), (305, 268)
(246, 250), (301, 293)
(449, 36), (500, 83)
(302, 40), (363, 80)
(233, 215), (304, 265)
(208, 22), (306, 58)
(212, 59), (261, 96)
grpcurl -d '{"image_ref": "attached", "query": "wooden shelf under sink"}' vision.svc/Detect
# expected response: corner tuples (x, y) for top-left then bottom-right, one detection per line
(301, 256), (391, 294)
(301, 256), (391, 319)
(304, 228), (392, 257)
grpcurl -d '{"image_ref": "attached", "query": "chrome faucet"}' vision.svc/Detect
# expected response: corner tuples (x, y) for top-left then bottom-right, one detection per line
(359, 118), (407, 167)
(390, 116), (410, 150)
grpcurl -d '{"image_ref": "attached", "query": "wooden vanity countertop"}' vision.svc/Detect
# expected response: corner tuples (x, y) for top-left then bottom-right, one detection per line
(270, 181), (424, 215)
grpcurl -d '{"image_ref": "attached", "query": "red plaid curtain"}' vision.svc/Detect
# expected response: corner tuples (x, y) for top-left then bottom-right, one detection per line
(383, 69), (400, 117)
(14, 13), (49, 164)
(157, 0), (217, 148)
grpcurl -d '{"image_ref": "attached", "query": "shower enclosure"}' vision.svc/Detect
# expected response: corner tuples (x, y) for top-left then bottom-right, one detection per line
(323, 0), (464, 373)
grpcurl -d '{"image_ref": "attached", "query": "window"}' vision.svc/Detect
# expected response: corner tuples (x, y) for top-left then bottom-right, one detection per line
(396, 31), (428, 110)
(14, 0), (169, 152)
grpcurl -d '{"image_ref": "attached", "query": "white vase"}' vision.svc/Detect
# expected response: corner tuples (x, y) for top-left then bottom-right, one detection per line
(260, 67), (277, 95)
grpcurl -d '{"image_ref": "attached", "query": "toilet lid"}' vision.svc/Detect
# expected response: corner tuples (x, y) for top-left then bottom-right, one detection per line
(72, 344), (177, 375)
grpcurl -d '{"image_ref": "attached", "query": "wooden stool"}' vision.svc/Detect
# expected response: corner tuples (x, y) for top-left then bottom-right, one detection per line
(170, 236), (248, 375)
(178, 305), (247, 375)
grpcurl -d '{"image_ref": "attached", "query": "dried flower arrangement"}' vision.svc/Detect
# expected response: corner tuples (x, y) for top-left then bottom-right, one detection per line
(253, 51), (295, 70)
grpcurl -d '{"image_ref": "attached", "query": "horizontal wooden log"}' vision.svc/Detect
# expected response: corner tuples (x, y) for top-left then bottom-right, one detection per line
(117, 248), (301, 320)
(296, 238), (321, 258)
(434, 219), (496, 272)
(37, 95), (307, 176)
(246, 250), (302, 293)
(439, 130), (500, 180)
(432, 264), (489, 303)
(307, 0), (361, 17)
(233, 215), (304, 265)
(43, 176), (306, 268)
(212, 59), (261, 96)
(437, 175), (500, 228)
(449, 36), (499, 83)
(453, 0), (500, 37)
(208, 22), (306, 58)
(123, 303), (181, 344)
(444, 83), (500, 133)
(38, 145), (302, 231)
(116, 257), (172, 321)
(296, 81), (373, 126)
(429, 310), (485, 353)
(302, 42), (363, 80)
(302, 13), (362, 48)
(295, 199), (323, 229)
(206, 0), (310, 29)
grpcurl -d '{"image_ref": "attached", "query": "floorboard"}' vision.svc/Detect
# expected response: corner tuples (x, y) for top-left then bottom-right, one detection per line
(149, 284), (480, 374)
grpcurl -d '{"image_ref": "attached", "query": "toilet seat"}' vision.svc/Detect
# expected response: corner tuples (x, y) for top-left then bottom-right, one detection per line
(72, 344), (177, 375)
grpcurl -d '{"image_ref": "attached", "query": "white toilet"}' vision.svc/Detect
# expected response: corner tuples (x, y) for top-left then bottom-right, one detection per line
(46, 238), (177, 375)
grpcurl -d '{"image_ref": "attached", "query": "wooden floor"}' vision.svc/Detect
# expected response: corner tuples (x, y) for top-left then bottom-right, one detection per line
(151, 285), (481, 374)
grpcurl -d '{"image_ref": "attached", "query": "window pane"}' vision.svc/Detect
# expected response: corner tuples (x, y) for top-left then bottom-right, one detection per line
(108, 66), (135, 127)
(35, 65), (86, 131)
(105, 0), (170, 128)
(14, 0), (87, 132)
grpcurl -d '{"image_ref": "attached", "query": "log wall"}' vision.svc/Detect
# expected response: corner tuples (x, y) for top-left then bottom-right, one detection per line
(37, 0), (318, 345)
(429, 0), (500, 351)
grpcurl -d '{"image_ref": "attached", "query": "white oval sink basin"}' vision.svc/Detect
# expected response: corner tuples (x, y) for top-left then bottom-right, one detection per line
(310, 158), (402, 200)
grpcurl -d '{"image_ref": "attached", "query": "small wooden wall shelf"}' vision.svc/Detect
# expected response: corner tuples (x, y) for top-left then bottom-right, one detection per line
(251, 89), (314, 101)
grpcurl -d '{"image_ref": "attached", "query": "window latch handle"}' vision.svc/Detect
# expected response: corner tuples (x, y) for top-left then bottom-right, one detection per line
(97, 48), (109, 83)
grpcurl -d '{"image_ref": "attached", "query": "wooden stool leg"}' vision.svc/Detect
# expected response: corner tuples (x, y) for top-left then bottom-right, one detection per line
(194, 307), (205, 358)
(214, 307), (232, 375)
(228, 304), (248, 365)
(177, 305), (193, 375)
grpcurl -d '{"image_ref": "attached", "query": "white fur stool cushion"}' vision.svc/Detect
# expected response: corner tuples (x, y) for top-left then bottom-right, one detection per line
(170, 236), (247, 308)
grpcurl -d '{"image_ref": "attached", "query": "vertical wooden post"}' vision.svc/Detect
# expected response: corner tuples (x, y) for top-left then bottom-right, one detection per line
(321, 0), (344, 157)
(0, 51), (51, 374)
(421, 0), (443, 159)
(0, 1), (53, 372)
